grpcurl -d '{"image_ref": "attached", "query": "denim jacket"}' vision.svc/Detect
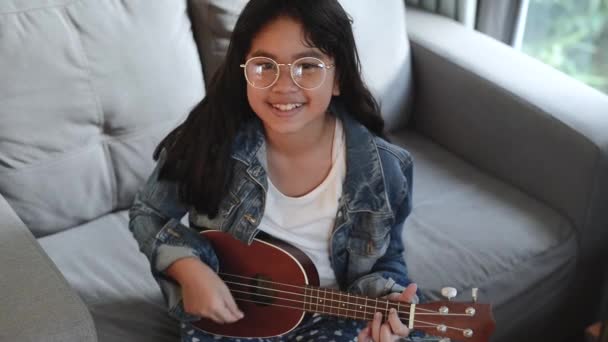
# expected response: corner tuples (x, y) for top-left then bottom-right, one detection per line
(129, 102), (415, 322)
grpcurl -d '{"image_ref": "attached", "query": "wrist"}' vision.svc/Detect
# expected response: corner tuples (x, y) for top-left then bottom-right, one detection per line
(166, 257), (209, 284)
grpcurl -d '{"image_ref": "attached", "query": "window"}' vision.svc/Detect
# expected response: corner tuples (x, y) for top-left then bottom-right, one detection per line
(520, 0), (608, 94)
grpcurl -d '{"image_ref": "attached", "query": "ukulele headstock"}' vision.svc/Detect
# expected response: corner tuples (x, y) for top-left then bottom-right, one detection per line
(408, 288), (495, 342)
(412, 301), (494, 341)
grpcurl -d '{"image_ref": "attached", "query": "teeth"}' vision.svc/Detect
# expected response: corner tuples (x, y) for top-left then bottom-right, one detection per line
(272, 103), (302, 111)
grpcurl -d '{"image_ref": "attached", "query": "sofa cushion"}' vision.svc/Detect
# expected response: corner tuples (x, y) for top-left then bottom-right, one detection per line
(189, 0), (412, 130)
(0, 0), (204, 237)
(38, 210), (179, 342)
(391, 130), (577, 340)
(339, 0), (413, 131)
(188, 0), (249, 83)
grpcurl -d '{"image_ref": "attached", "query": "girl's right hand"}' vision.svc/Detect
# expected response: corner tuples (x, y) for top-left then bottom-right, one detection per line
(166, 257), (244, 324)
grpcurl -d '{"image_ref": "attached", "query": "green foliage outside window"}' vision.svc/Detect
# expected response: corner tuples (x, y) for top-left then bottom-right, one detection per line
(522, 0), (608, 94)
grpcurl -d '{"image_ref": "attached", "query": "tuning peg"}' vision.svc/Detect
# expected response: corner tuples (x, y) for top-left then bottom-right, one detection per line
(441, 287), (457, 301)
(472, 288), (479, 302)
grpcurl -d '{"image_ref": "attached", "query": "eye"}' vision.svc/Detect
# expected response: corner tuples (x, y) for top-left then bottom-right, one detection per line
(302, 62), (323, 70)
(253, 62), (275, 71)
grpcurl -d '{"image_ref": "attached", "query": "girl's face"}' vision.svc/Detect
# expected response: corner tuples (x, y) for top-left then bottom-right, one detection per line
(245, 17), (340, 136)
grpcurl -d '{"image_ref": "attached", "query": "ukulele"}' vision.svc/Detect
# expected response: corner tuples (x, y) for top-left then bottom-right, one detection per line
(193, 230), (496, 341)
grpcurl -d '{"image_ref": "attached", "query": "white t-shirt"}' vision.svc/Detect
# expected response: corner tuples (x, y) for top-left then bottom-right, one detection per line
(258, 119), (346, 288)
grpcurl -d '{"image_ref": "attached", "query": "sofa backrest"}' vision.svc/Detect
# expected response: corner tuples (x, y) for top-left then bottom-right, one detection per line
(0, 0), (204, 237)
(189, 0), (413, 131)
(340, 0), (413, 131)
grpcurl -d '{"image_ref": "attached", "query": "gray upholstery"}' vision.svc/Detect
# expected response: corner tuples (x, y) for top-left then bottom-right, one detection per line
(1, 0), (204, 340)
(392, 131), (577, 341)
(405, 9), (608, 263)
(0, 193), (96, 341)
(335, 0), (413, 130)
(38, 211), (179, 342)
(1, 1), (608, 342)
(0, 0), (204, 237)
(403, 8), (608, 340)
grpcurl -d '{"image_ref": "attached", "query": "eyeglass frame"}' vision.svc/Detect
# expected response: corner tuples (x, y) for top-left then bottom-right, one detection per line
(240, 56), (335, 90)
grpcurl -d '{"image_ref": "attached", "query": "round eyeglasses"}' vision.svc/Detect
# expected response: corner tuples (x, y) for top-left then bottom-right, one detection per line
(240, 56), (335, 90)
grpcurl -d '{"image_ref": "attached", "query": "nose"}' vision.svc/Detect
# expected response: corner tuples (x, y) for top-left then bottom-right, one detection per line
(271, 64), (299, 92)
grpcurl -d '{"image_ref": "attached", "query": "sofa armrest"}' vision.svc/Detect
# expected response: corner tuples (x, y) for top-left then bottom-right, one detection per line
(405, 8), (608, 261)
(0, 194), (96, 341)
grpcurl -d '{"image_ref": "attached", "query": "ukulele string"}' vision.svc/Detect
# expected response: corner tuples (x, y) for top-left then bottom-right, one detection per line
(224, 279), (415, 318)
(225, 282), (471, 332)
(228, 287), (407, 320)
(218, 272), (435, 314)
(231, 295), (381, 321)
(229, 294), (466, 332)
(220, 272), (437, 315)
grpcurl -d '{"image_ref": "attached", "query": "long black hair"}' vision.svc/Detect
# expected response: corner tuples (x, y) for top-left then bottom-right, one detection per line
(154, 0), (385, 218)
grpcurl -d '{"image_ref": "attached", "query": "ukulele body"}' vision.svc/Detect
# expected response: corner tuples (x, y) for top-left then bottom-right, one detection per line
(192, 230), (319, 338)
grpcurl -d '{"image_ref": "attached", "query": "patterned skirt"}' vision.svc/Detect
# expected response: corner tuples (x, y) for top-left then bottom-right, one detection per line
(180, 313), (442, 342)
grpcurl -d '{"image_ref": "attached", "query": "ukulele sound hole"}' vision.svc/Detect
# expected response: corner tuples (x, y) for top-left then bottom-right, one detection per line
(251, 274), (275, 306)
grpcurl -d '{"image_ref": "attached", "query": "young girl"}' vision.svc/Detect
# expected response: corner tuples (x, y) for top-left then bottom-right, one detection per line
(129, 0), (421, 341)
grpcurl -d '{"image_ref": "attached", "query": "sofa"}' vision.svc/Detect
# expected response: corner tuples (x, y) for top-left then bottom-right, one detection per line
(2, 1), (607, 341)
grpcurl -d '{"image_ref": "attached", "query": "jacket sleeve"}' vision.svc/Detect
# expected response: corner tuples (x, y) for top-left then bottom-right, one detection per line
(347, 155), (422, 302)
(128, 149), (219, 321)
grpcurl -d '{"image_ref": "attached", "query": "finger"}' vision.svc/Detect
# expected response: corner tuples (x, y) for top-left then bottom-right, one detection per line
(385, 292), (401, 301)
(215, 303), (240, 324)
(372, 312), (382, 342)
(203, 298), (228, 323)
(222, 300), (243, 322)
(223, 292), (244, 320)
(210, 312), (227, 324)
(220, 283), (244, 320)
(399, 283), (418, 303)
(387, 308), (410, 337)
(380, 322), (394, 342)
(357, 325), (371, 342)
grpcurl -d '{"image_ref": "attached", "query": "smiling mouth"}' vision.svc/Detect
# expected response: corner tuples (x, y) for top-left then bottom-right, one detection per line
(271, 103), (303, 112)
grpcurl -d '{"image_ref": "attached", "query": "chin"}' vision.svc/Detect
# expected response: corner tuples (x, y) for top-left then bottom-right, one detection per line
(264, 120), (304, 135)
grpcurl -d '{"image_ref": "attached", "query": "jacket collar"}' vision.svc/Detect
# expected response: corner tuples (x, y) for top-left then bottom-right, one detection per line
(230, 99), (392, 215)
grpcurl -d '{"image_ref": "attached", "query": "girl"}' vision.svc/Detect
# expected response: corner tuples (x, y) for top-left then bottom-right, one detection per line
(129, 0), (422, 341)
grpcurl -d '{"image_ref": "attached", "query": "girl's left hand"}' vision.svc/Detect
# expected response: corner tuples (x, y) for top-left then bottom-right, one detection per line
(357, 283), (418, 342)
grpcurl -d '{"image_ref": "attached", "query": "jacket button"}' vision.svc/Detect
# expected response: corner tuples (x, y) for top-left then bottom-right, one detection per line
(244, 214), (256, 224)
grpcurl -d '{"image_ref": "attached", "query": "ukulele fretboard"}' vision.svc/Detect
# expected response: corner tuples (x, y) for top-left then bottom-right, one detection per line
(302, 286), (410, 323)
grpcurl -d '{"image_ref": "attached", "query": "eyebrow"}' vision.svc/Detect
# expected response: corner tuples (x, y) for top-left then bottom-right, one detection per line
(249, 49), (326, 61)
